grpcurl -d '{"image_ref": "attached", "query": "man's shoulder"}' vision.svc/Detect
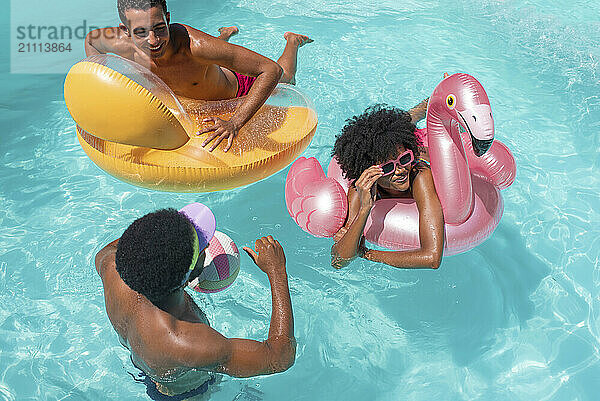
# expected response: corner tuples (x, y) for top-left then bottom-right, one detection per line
(171, 23), (209, 39)
(170, 23), (220, 53)
(94, 27), (134, 54)
(95, 239), (119, 277)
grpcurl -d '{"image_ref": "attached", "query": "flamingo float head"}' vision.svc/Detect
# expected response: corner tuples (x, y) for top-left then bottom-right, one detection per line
(429, 73), (494, 156)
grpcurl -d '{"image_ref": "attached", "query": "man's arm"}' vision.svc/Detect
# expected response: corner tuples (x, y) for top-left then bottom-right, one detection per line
(85, 28), (111, 56)
(330, 188), (369, 269)
(190, 29), (283, 152)
(166, 236), (295, 377)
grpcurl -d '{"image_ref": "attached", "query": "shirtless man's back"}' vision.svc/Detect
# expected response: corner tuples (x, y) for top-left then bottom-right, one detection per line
(96, 208), (295, 398)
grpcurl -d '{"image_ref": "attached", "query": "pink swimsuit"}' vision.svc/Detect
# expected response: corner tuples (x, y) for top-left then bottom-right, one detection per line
(233, 72), (257, 97)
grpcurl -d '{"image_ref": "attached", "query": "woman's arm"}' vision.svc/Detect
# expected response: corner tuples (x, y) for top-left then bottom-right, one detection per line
(95, 239), (119, 276)
(331, 189), (369, 269)
(331, 166), (383, 269)
(362, 169), (445, 269)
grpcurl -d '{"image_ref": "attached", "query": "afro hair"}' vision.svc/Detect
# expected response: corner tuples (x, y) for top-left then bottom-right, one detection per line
(332, 104), (420, 181)
(115, 208), (195, 303)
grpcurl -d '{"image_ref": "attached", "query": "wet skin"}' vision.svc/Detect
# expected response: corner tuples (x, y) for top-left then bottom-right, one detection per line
(377, 146), (413, 195)
(95, 233), (295, 395)
(85, 6), (284, 151)
(331, 144), (445, 269)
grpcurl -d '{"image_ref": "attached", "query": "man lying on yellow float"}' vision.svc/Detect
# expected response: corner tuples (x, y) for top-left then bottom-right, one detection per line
(64, 0), (318, 192)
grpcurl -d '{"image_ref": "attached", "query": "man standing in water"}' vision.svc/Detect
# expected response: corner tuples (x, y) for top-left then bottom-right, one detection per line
(85, 0), (312, 151)
(95, 206), (295, 399)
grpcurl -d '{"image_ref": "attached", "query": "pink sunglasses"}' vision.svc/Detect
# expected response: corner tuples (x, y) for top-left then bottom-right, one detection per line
(379, 149), (414, 176)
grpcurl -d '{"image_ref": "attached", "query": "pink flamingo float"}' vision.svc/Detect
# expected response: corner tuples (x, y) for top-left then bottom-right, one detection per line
(285, 73), (516, 255)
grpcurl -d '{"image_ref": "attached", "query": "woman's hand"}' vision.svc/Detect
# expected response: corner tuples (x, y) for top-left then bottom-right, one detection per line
(354, 165), (383, 212)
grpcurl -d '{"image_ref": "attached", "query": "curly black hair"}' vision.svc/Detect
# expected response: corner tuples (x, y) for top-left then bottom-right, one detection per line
(117, 0), (168, 24)
(115, 208), (195, 303)
(332, 104), (420, 181)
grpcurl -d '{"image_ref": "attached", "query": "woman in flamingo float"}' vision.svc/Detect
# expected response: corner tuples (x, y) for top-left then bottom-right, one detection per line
(330, 102), (447, 269)
(285, 73), (516, 269)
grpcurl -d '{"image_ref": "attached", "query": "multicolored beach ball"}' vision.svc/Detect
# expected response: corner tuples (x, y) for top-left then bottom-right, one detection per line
(189, 231), (240, 293)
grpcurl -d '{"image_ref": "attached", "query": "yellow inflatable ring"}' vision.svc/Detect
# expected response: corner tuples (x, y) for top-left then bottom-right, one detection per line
(64, 55), (318, 192)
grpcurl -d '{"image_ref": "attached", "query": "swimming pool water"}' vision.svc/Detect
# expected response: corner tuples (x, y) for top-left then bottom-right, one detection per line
(1, 0), (599, 400)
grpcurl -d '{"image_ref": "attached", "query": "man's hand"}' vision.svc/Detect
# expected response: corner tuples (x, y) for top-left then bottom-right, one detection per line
(243, 236), (286, 277)
(198, 117), (240, 152)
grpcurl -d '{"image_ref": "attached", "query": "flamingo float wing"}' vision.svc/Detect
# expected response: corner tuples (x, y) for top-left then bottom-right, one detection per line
(285, 157), (348, 237)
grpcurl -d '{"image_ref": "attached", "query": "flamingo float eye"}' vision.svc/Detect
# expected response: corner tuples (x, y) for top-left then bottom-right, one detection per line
(446, 94), (456, 110)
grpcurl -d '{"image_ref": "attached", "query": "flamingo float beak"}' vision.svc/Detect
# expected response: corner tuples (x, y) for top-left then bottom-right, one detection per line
(456, 103), (494, 157)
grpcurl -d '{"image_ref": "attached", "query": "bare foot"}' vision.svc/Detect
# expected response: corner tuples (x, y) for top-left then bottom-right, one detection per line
(284, 32), (313, 47)
(218, 26), (239, 41)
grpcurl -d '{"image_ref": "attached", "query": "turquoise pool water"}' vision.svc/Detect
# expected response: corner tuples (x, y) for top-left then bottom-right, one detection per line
(1, 0), (599, 400)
